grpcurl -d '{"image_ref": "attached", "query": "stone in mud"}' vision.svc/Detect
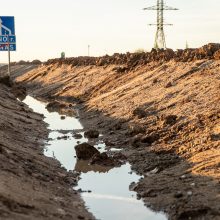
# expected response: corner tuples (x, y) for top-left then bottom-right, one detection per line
(133, 108), (147, 119)
(46, 101), (66, 111)
(73, 133), (83, 139)
(113, 123), (121, 131)
(57, 136), (68, 140)
(90, 152), (118, 167)
(131, 134), (143, 148)
(0, 76), (13, 87)
(210, 133), (220, 141)
(128, 124), (145, 136)
(153, 78), (158, 84)
(163, 115), (178, 126)
(112, 152), (127, 161)
(75, 143), (99, 160)
(84, 130), (99, 138)
(104, 139), (115, 146)
(141, 189), (157, 198)
(12, 85), (27, 101)
(177, 207), (210, 220)
(165, 81), (174, 88)
(129, 182), (139, 191)
(141, 133), (160, 145)
(112, 66), (128, 74)
(174, 191), (183, 198)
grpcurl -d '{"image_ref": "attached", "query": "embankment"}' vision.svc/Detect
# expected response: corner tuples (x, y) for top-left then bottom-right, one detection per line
(14, 43), (220, 220)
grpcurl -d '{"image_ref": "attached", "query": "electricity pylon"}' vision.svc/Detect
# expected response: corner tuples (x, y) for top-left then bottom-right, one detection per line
(143, 0), (178, 49)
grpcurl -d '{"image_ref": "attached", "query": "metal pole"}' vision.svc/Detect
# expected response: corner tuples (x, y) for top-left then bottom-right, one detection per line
(143, 0), (178, 49)
(88, 45), (90, 56)
(7, 35), (11, 76)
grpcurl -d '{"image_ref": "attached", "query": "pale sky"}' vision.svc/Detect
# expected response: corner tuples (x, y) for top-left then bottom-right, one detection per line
(1, 0), (220, 62)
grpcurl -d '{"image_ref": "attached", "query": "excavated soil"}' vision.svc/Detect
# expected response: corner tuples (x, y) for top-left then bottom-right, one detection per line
(9, 44), (220, 220)
(0, 78), (94, 219)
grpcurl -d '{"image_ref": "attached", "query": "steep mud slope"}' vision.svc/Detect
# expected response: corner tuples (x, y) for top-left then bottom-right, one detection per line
(0, 80), (94, 219)
(15, 44), (220, 220)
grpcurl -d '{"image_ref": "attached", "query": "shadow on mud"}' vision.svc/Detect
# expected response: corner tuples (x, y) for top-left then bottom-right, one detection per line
(75, 159), (114, 173)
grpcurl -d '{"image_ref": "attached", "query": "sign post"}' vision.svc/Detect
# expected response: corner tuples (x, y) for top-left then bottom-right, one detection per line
(0, 16), (16, 77)
(7, 35), (11, 75)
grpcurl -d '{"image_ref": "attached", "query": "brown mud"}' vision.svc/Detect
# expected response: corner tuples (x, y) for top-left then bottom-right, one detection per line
(0, 76), (94, 219)
(7, 43), (220, 219)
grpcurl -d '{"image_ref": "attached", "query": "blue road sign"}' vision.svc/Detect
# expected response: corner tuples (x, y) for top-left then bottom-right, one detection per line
(0, 16), (16, 51)
(0, 44), (16, 51)
(0, 16), (15, 35)
(0, 35), (16, 43)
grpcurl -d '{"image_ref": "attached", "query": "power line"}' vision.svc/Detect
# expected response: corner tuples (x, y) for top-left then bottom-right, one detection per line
(143, 0), (178, 49)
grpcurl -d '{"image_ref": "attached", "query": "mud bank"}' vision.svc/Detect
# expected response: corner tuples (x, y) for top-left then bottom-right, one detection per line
(13, 44), (220, 220)
(0, 79), (94, 219)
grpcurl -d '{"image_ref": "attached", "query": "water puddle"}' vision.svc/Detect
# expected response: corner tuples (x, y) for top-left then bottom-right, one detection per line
(23, 96), (167, 220)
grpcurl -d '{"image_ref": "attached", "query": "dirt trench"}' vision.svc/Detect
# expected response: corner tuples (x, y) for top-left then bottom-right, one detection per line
(7, 46), (220, 220)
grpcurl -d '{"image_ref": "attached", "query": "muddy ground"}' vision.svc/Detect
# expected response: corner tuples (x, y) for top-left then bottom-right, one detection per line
(0, 76), (94, 219)
(3, 43), (220, 220)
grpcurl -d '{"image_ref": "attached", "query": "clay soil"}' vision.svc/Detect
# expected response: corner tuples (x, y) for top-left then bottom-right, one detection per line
(0, 73), (94, 219)
(6, 44), (220, 220)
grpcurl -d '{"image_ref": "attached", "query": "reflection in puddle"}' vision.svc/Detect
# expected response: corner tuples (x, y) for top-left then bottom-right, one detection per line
(83, 194), (165, 220)
(83, 193), (142, 203)
(44, 131), (81, 170)
(75, 159), (113, 173)
(23, 96), (167, 220)
(77, 163), (166, 220)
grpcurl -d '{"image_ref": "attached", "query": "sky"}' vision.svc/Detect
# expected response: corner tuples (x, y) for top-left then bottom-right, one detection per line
(0, 0), (220, 62)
